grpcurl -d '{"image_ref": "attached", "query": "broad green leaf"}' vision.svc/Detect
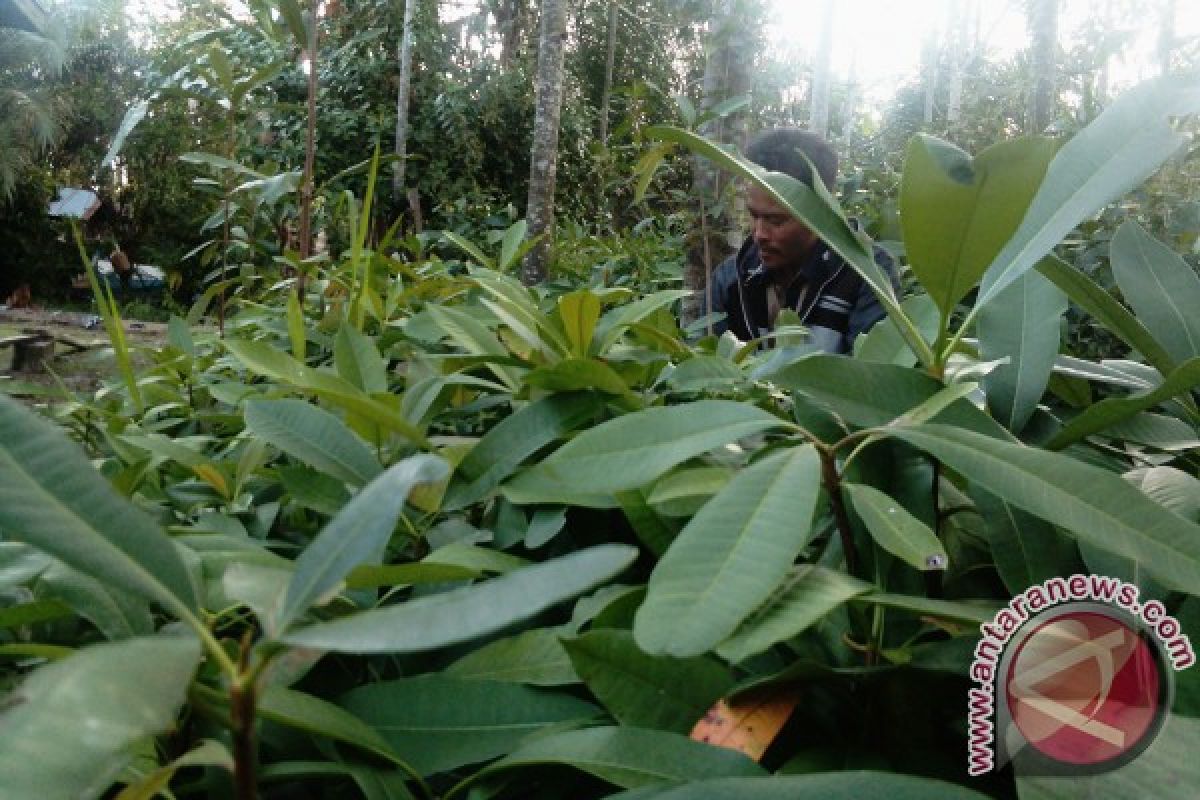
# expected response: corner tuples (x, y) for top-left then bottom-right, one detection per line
(854, 293), (940, 367)
(854, 592), (998, 626)
(1126, 467), (1200, 522)
(1047, 357), (1200, 449)
(443, 393), (604, 510)
(258, 686), (420, 777)
(504, 401), (789, 506)
(975, 77), (1200, 312)
(224, 340), (426, 446)
(345, 562), (480, 589)
(278, 465), (351, 514)
(38, 562), (153, 640)
(563, 629), (734, 733)
(616, 489), (680, 557)
(635, 445), (822, 657)
(245, 398), (382, 487)
(594, 289), (691, 353)
(471, 269), (571, 356)
(113, 740), (232, 800)
(525, 358), (632, 396)
(559, 290), (602, 357)
(889, 424), (1200, 594)
(445, 627), (579, 685)
(499, 219), (530, 271)
(278, 454), (448, 631)
(424, 304), (521, 390)
(972, 488), (1080, 594)
(611, 771), (991, 800)
(457, 726), (764, 794)
(525, 507), (567, 549)
(283, 545), (637, 653)
(768, 355), (1010, 438)
(648, 467), (733, 518)
(335, 323), (389, 394)
(100, 100), (149, 169)
(0, 395), (198, 617)
(441, 230), (495, 269)
(276, 0), (310, 47)
(1036, 256), (1177, 377)
(666, 355), (746, 392)
(901, 135), (1058, 316)
(340, 676), (599, 776)
(1104, 412), (1200, 451)
(1111, 220), (1200, 364)
(978, 267), (1067, 431)
(118, 433), (210, 469)
(180, 150), (260, 177)
(716, 566), (872, 664)
(0, 635), (201, 800)
(844, 483), (948, 571)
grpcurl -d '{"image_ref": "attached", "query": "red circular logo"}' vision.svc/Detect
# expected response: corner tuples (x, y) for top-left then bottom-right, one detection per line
(1005, 610), (1165, 768)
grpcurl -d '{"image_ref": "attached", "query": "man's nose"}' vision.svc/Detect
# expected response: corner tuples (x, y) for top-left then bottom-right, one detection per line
(752, 219), (769, 244)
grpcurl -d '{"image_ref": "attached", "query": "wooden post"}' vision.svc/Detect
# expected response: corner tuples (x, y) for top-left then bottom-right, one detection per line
(12, 336), (54, 373)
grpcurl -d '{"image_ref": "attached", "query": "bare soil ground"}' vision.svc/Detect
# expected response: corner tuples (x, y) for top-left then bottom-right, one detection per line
(0, 307), (168, 399)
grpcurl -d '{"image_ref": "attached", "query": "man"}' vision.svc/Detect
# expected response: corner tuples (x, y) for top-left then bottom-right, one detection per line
(704, 129), (896, 354)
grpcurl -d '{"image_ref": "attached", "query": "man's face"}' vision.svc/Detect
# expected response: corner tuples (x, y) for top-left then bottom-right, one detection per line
(746, 184), (818, 272)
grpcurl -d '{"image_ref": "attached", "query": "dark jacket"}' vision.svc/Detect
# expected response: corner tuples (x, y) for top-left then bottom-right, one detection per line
(702, 235), (897, 354)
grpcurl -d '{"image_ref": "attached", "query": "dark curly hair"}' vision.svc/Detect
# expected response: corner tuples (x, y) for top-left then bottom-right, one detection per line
(745, 129), (838, 191)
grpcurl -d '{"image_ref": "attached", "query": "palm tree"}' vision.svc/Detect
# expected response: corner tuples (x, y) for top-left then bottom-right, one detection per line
(0, 20), (67, 202)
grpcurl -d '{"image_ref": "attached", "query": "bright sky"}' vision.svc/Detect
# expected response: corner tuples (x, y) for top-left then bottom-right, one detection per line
(768, 0), (1200, 103)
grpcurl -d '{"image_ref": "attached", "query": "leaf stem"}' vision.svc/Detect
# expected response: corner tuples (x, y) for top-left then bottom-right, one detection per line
(819, 449), (859, 576)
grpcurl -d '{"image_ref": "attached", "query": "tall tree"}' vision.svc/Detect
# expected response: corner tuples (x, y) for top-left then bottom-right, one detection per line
(945, 0), (970, 123)
(809, 0), (834, 137)
(1025, 0), (1059, 133)
(597, 0), (619, 144)
(686, 0), (755, 325)
(522, 0), (569, 284)
(392, 0), (418, 208)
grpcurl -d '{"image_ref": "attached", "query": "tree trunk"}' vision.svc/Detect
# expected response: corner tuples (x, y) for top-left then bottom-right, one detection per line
(945, 0), (967, 123)
(684, 0), (754, 326)
(298, 0), (319, 284)
(809, 0), (834, 137)
(498, 0), (526, 69)
(598, 0), (619, 145)
(1026, 0), (1058, 133)
(921, 29), (939, 125)
(522, 0), (569, 285)
(392, 0), (418, 206)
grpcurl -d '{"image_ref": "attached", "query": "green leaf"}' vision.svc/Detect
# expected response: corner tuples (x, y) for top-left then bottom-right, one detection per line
(716, 566), (872, 664)
(889, 424), (1200, 594)
(1036, 256), (1177, 377)
(345, 562), (480, 589)
(563, 629), (734, 733)
(559, 290), (602, 357)
(0, 395), (198, 617)
(525, 358), (632, 396)
(0, 635), (201, 800)
(854, 293), (940, 367)
(340, 676), (599, 776)
(972, 488), (1080, 594)
(1046, 357), (1200, 449)
(978, 267), (1067, 431)
(498, 219), (530, 272)
(855, 593), (998, 626)
(100, 100), (149, 169)
(525, 507), (567, 549)
(113, 740), (232, 800)
(1126, 467), (1200, 522)
(424, 304), (521, 390)
(276, 0), (310, 47)
(1111, 220), (1200, 364)
(283, 545), (637, 653)
(444, 628), (579, 685)
(335, 323), (389, 394)
(244, 398), (382, 487)
(504, 401), (788, 506)
(443, 393), (604, 510)
(901, 135), (1058, 317)
(594, 289), (691, 353)
(0, 599), (71, 630)
(258, 686), (420, 776)
(844, 483), (948, 571)
(38, 562), (153, 640)
(609, 771), (992, 800)
(180, 150), (261, 177)
(666, 356), (746, 392)
(278, 454), (448, 632)
(635, 445), (822, 657)
(647, 467), (733, 518)
(441, 230), (495, 269)
(975, 77), (1200, 312)
(458, 726), (764, 794)
(224, 339), (426, 446)
(767, 355), (1010, 438)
